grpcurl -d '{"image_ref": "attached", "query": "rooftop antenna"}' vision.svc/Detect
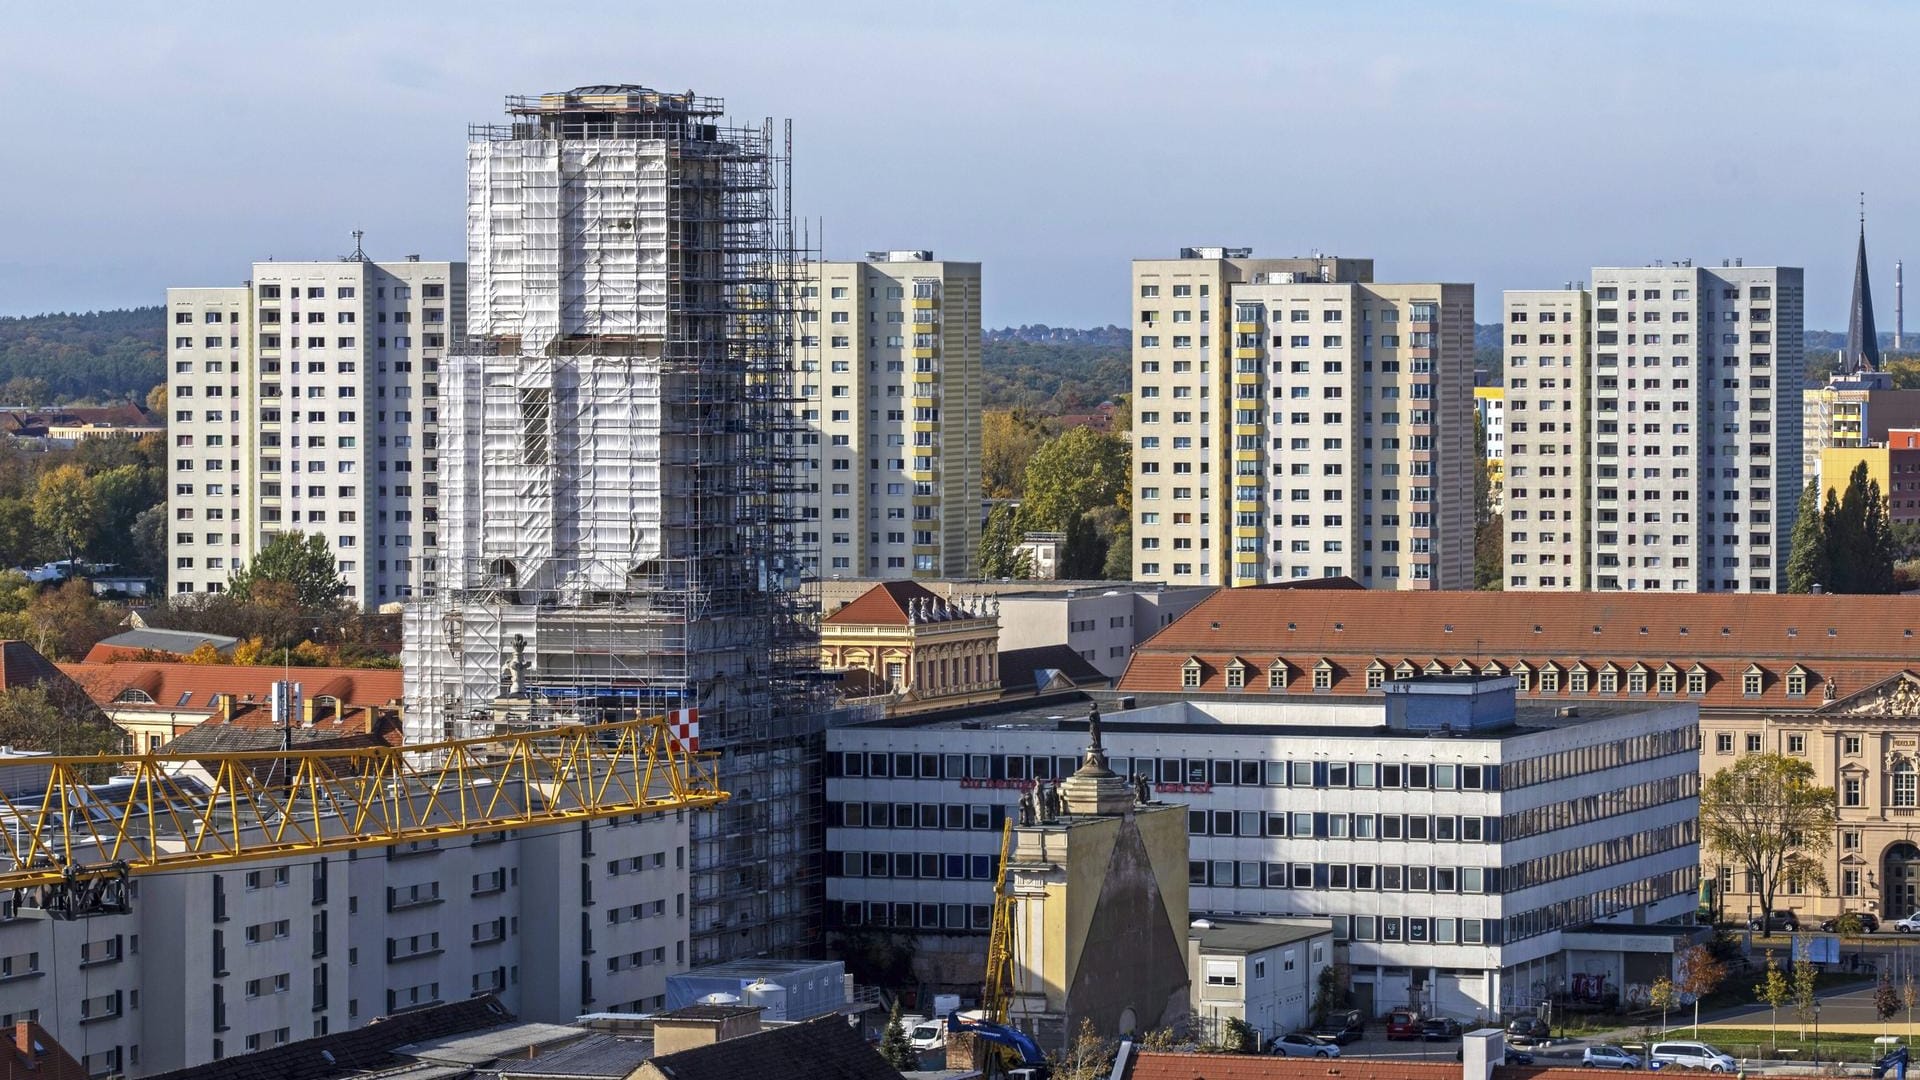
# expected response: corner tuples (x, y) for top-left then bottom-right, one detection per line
(344, 229), (366, 263)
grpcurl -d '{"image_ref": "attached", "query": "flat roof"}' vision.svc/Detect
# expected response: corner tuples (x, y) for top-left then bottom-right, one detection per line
(1193, 919), (1333, 954)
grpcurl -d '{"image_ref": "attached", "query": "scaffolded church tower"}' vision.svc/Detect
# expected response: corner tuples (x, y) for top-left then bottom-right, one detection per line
(404, 86), (826, 962)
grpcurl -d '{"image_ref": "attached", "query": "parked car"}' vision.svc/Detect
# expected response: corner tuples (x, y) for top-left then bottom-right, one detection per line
(908, 1018), (946, 1051)
(1747, 910), (1799, 933)
(1584, 1044), (1642, 1070)
(1507, 1050), (1537, 1066)
(1648, 1041), (1736, 1073)
(1896, 911), (1920, 933)
(1506, 1016), (1550, 1045)
(1819, 912), (1880, 933)
(1385, 1009), (1424, 1040)
(1269, 1033), (1339, 1058)
(1312, 1011), (1366, 1045)
(1420, 1018), (1462, 1041)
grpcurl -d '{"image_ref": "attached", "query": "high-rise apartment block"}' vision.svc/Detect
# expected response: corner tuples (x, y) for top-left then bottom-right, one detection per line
(404, 86), (826, 967)
(801, 252), (982, 579)
(1500, 287), (1591, 589)
(166, 258), (464, 606)
(1130, 249), (1475, 589)
(1503, 263), (1804, 592)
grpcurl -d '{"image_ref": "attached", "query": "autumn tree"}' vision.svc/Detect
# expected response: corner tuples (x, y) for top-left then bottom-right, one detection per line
(1677, 943), (1725, 1034)
(1878, 974), (1902, 1036)
(226, 532), (345, 610)
(981, 409), (1049, 500)
(1050, 1018), (1115, 1080)
(1224, 1016), (1258, 1054)
(0, 684), (122, 763)
(977, 504), (1030, 579)
(1757, 951), (1790, 1051)
(26, 579), (118, 661)
(1020, 427), (1129, 578)
(1700, 753), (1836, 922)
(1649, 976), (1677, 1035)
(1793, 955), (1818, 1039)
(31, 464), (100, 568)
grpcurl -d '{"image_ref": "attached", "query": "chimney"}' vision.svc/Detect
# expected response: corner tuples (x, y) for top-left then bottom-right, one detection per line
(650, 1005), (764, 1055)
(219, 694), (234, 724)
(302, 697), (316, 727)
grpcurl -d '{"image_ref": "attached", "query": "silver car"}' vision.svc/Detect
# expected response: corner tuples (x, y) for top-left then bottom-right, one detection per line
(1269, 1033), (1340, 1058)
(1583, 1044), (1641, 1070)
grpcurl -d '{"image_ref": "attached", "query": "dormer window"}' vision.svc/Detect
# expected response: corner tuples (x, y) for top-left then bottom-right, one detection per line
(1569, 665), (1590, 694)
(1786, 666), (1809, 698)
(1364, 660), (1386, 690)
(1424, 659), (1446, 676)
(1627, 664), (1648, 695)
(1225, 659), (1248, 690)
(1511, 662), (1532, 693)
(1394, 660), (1416, 680)
(1688, 665), (1708, 696)
(1744, 665), (1765, 697)
(1539, 664), (1561, 693)
(1182, 658), (1203, 690)
(1657, 664), (1678, 695)
(1313, 659), (1335, 690)
(1452, 660), (1474, 676)
(1268, 660), (1289, 690)
(1597, 664), (1619, 694)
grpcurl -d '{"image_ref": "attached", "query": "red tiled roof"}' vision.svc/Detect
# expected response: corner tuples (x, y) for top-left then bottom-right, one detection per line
(0, 641), (81, 693)
(1129, 1052), (1458, 1080)
(1118, 588), (1920, 712)
(825, 580), (945, 626)
(59, 661), (403, 714)
(1, 1022), (85, 1080)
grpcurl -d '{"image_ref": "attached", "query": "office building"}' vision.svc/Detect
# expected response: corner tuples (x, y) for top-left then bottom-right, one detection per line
(1504, 262), (1805, 592)
(1500, 287), (1592, 589)
(166, 256), (465, 606)
(801, 252), (982, 579)
(402, 85), (832, 966)
(823, 678), (1699, 1020)
(1130, 249), (1373, 585)
(1822, 428), (1920, 523)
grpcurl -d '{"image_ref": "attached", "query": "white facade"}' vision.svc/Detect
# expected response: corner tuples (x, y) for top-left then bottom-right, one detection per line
(994, 584), (1212, 678)
(166, 259), (465, 607)
(1504, 265), (1805, 593)
(801, 253), (983, 580)
(1501, 289), (1592, 590)
(824, 685), (1698, 1019)
(0, 812), (686, 1077)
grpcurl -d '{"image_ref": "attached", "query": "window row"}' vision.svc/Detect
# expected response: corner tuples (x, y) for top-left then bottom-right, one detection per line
(1188, 859), (1493, 894)
(830, 751), (1492, 791)
(1187, 809), (1497, 843)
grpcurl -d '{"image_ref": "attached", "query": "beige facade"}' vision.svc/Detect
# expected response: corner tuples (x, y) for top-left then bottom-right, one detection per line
(1129, 249), (1374, 585)
(1699, 673), (1920, 923)
(801, 252), (982, 579)
(1501, 288), (1592, 589)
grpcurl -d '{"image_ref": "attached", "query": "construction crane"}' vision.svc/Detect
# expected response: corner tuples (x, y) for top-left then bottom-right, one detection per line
(966, 818), (1052, 1078)
(0, 713), (723, 918)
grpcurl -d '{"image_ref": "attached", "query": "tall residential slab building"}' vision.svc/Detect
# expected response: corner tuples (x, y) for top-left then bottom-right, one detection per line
(801, 252), (982, 579)
(166, 257), (465, 606)
(1129, 249), (1373, 585)
(403, 86), (829, 967)
(1503, 263), (1804, 592)
(1500, 287), (1592, 589)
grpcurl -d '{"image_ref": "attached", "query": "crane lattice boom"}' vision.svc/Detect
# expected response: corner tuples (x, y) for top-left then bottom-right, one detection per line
(0, 714), (724, 897)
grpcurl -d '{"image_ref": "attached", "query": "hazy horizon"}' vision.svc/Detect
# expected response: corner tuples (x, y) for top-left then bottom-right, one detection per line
(3, 2), (1914, 329)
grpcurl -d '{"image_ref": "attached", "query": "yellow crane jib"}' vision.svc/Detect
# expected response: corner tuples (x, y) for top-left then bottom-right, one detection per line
(0, 714), (724, 915)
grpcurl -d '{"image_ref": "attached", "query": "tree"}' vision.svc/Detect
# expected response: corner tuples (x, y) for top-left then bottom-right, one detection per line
(1101, 516), (1133, 581)
(1793, 955), (1818, 1039)
(1312, 965), (1345, 1026)
(1787, 478), (1830, 593)
(31, 464), (100, 567)
(1649, 975), (1677, 1035)
(1676, 944), (1725, 1035)
(0, 684), (122, 766)
(1475, 514), (1504, 591)
(1904, 970), (1917, 1049)
(1863, 478), (1899, 593)
(1018, 426), (1129, 532)
(1757, 951), (1790, 1051)
(145, 384), (168, 414)
(0, 496), (47, 569)
(1813, 464), (1901, 594)
(89, 464), (156, 571)
(1879, 974), (1903, 1036)
(26, 579), (118, 661)
(981, 409), (1049, 500)
(1700, 753), (1837, 922)
(1050, 1018), (1115, 1080)
(879, 1002), (916, 1071)
(1223, 1016), (1257, 1054)
(226, 532), (345, 610)
(977, 504), (1030, 579)
(130, 504), (168, 580)
(1474, 410), (1493, 528)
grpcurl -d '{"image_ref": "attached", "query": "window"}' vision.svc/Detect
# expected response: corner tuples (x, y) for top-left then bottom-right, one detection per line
(1896, 762), (1917, 808)
(1715, 732), (1734, 753)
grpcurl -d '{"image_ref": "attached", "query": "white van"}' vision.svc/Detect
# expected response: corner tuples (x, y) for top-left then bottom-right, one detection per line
(909, 1017), (946, 1051)
(1649, 1041), (1736, 1072)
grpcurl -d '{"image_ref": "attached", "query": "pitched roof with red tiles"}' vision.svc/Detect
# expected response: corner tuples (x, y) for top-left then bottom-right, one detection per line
(1127, 1054), (1639, 1080)
(1118, 588), (1920, 713)
(825, 580), (947, 626)
(59, 661), (404, 715)
(0, 1022), (85, 1080)
(0, 641), (83, 693)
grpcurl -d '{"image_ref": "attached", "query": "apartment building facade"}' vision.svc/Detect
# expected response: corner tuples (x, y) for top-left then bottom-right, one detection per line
(166, 258), (465, 607)
(1501, 288), (1592, 589)
(0, 809), (686, 1077)
(800, 253), (983, 579)
(1503, 264), (1804, 592)
(1130, 249), (1374, 585)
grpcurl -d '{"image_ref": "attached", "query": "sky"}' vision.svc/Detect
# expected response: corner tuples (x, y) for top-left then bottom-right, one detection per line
(1, 1), (1914, 329)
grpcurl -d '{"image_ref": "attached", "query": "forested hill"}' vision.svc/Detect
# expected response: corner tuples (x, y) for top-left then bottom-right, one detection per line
(0, 306), (164, 404)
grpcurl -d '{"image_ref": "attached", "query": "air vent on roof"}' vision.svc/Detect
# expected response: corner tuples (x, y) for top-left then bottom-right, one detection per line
(1679, 626), (1690, 635)
(1592, 625), (1603, 635)
(1288, 622), (1297, 631)
(1829, 628), (1838, 637)
(1532, 624), (1542, 633)
(1334, 622), (1344, 631)
(1639, 627), (1648, 635)
(1444, 624), (1454, 633)
(1721, 627), (1732, 636)
(1787, 628), (1798, 638)
(1210, 621), (1221, 630)
(1908, 630), (1915, 638)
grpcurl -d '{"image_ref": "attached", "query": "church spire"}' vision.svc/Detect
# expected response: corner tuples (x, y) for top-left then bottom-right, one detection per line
(1847, 194), (1882, 374)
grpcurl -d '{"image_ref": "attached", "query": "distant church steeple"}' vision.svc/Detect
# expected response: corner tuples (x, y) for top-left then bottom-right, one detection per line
(1847, 194), (1882, 374)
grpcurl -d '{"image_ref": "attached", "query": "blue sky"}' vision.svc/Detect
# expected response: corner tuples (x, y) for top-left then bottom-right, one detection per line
(1, 2), (1911, 328)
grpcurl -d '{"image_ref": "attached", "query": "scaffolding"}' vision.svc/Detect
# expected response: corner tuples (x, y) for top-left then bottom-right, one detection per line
(405, 85), (842, 963)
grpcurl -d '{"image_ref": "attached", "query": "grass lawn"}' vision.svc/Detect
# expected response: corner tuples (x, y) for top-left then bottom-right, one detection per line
(1649, 1025), (1904, 1063)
